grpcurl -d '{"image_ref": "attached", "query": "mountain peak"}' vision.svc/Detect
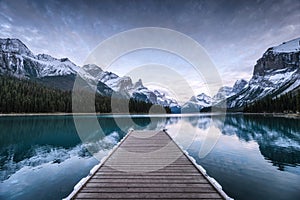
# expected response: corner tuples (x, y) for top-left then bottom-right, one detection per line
(0, 38), (34, 57)
(37, 53), (56, 61)
(270, 37), (300, 54)
(0, 37), (181, 111)
(232, 79), (247, 92)
(254, 37), (300, 76)
(60, 58), (70, 62)
(82, 64), (103, 76)
(213, 86), (233, 101)
(134, 78), (144, 88)
(192, 93), (212, 104)
(182, 93), (212, 112)
(196, 93), (211, 99)
(226, 37), (300, 109)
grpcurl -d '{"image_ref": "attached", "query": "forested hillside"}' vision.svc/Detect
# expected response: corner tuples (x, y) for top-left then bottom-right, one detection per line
(0, 76), (170, 113)
(244, 91), (300, 113)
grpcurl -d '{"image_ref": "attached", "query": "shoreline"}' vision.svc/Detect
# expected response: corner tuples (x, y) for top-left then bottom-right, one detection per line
(0, 113), (102, 117)
(0, 112), (215, 117)
(0, 112), (299, 119)
(227, 112), (300, 119)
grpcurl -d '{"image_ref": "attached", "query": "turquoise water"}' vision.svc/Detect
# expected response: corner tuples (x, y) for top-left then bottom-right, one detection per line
(0, 114), (299, 199)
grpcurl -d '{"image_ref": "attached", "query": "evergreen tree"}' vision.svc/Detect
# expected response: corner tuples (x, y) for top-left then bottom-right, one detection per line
(0, 75), (171, 114)
(244, 91), (300, 113)
(297, 92), (300, 112)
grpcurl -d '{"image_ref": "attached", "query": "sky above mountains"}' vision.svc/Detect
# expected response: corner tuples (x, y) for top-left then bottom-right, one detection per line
(1, 0), (299, 95)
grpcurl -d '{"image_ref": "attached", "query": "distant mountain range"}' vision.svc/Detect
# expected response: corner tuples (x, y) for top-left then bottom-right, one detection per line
(224, 38), (300, 110)
(0, 38), (180, 112)
(188, 37), (300, 112)
(182, 79), (248, 112)
(1, 37), (299, 113)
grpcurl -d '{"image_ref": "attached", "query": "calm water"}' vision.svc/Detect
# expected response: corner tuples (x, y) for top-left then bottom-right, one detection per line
(0, 114), (299, 200)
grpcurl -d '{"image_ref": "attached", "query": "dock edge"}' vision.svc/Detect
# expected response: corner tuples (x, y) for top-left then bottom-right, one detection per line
(163, 129), (233, 200)
(63, 128), (134, 200)
(64, 129), (233, 200)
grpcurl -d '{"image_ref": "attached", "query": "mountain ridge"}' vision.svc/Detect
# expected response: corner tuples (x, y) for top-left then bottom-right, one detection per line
(200, 37), (300, 111)
(225, 37), (300, 109)
(1, 37), (299, 113)
(0, 38), (179, 110)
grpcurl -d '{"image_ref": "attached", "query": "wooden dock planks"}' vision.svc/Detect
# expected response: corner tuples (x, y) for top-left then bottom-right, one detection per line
(67, 130), (229, 199)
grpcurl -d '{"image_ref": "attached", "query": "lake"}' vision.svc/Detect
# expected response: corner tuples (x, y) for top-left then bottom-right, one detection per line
(0, 114), (299, 199)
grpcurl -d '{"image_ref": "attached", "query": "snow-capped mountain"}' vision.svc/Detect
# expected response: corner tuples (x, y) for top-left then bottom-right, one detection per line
(153, 90), (181, 113)
(0, 38), (34, 57)
(182, 37), (300, 112)
(35, 54), (79, 77)
(182, 93), (213, 112)
(82, 64), (180, 108)
(0, 38), (179, 109)
(232, 79), (248, 94)
(271, 38), (300, 53)
(82, 64), (157, 102)
(213, 86), (234, 102)
(184, 79), (248, 112)
(0, 38), (79, 78)
(226, 37), (300, 109)
(3, 37), (298, 112)
(213, 79), (248, 102)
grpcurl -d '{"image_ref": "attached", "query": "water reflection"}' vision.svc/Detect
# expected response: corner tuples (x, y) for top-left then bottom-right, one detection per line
(217, 115), (300, 169)
(0, 115), (170, 182)
(0, 114), (300, 200)
(179, 114), (300, 200)
(170, 114), (300, 170)
(1, 114), (299, 178)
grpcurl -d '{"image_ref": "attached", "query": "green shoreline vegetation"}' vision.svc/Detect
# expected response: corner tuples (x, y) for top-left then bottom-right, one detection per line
(1, 75), (299, 116)
(0, 75), (171, 114)
(201, 91), (300, 115)
(244, 92), (300, 113)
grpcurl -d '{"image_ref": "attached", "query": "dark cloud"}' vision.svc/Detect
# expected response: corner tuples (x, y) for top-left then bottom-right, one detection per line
(0, 0), (299, 86)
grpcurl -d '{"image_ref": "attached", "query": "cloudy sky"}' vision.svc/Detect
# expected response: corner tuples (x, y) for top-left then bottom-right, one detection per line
(1, 0), (299, 96)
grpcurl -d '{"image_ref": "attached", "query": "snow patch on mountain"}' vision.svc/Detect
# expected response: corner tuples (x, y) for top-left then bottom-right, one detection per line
(0, 38), (34, 57)
(0, 38), (79, 78)
(182, 93), (212, 112)
(226, 37), (300, 109)
(213, 86), (234, 102)
(80, 64), (180, 108)
(34, 54), (79, 77)
(154, 90), (180, 110)
(210, 79), (248, 105)
(197, 38), (300, 110)
(271, 38), (300, 53)
(0, 38), (181, 110)
(232, 79), (248, 93)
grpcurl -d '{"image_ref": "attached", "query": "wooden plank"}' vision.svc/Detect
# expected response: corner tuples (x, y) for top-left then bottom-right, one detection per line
(69, 130), (226, 200)
(89, 178), (209, 183)
(104, 163), (199, 166)
(88, 179), (209, 184)
(75, 192), (222, 199)
(98, 168), (200, 173)
(94, 173), (203, 176)
(75, 198), (222, 200)
(80, 187), (216, 193)
(84, 182), (213, 188)
(92, 175), (207, 178)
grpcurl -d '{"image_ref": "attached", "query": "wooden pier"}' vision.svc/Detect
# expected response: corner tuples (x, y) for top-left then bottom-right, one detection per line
(66, 130), (231, 199)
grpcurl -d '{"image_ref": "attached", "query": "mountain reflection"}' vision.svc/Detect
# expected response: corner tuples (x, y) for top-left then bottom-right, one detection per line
(0, 115), (171, 181)
(207, 114), (300, 170)
(1, 114), (299, 181)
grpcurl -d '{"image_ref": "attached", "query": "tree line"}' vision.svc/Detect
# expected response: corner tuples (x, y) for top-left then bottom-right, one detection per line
(244, 91), (300, 113)
(0, 76), (170, 114)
